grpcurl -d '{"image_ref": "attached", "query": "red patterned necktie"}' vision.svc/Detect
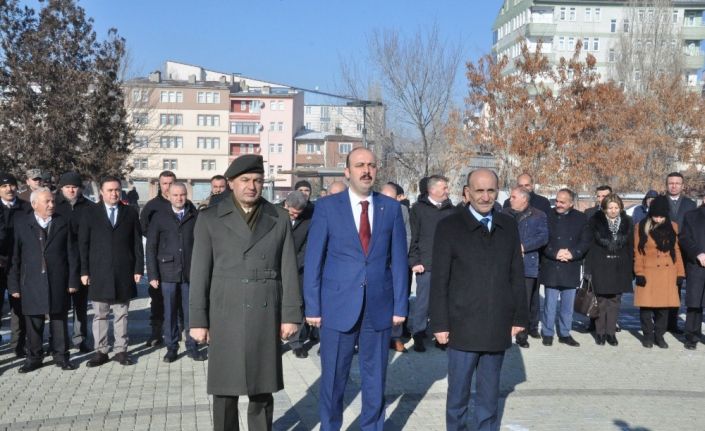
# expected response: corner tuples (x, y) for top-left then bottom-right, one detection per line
(359, 200), (371, 254)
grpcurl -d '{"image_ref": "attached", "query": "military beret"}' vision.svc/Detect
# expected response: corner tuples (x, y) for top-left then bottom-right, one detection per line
(294, 180), (312, 190)
(58, 172), (82, 188)
(224, 154), (264, 179)
(0, 172), (18, 186)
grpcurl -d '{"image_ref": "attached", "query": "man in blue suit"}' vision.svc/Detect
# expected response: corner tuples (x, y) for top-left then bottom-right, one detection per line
(304, 147), (408, 431)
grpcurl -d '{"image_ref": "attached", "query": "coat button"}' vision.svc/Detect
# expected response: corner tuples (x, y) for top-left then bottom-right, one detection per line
(241, 279), (249, 283)
(262, 302), (267, 308)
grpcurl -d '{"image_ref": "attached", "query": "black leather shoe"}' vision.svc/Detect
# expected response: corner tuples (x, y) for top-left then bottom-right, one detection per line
(18, 362), (42, 373)
(113, 352), (135, 366)
(685, 341), (697, 350)
(528, 330), (541, 339)
(412, 335), (426, 352)
(86, 352), (110, 368)
(77, 342), (92, 353)
(642, 335), (654, 348)
(595, 335), (605, 346)
(516, 338), (530, 348)
(187, 349), (207, 361)
(542, 336), (553, 346)
(145, 336), (164, 347)
(56, 361), (77, 371)
(655, 336), (669, 349)
(558, 336), (580, 347)
(15, 349), (26, 359)
(606, 335), (618, 346)
(163, 350), (178, 363)
(293, 347), (308, 358)
(434, 340), (447, 351)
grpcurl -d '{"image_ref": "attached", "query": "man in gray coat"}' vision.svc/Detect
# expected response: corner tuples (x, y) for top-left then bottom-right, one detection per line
(189, 155), (302, 431)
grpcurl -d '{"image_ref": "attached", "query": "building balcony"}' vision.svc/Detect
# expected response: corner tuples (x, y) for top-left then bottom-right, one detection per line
(683, 53), (705, 69)
(682, 25), (705, 40)
(525, 22), (557, 38)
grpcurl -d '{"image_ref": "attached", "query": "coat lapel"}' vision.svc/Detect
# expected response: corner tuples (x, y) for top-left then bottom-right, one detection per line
(217, 196), (251, 242)
(44, 215), (66, 248)
(368, 192), (384, 255)
(112, 203), (128, 229)
(244, 201), (277, 253)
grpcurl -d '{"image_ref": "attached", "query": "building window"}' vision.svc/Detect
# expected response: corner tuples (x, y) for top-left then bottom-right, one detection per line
(306, 143), (321, 154)
(559, 7), (566, 21)
(568, 37), (575, 51)
(277, 143), (283, 153)
(133, 158), (148, 170)
(249, 100), (261, 113)
(305, 122), (311, 129)
(230, 122), (259, 135)
(160, 91), (183, 103)
(609, 48), (616, 62)
(269, 143), (275, 153)
(269, 165), (275, 176)
(336, 162), (346, 168)
(277, 165), (282, 174)
(558, 36), (565, 51)
(159, 114), (182, 126)
(610, 19), (616, 33)
(133, 112), (149, 125)
(278, 101), (284, 111)
(269, 122), (275, 131)
(320, 106), (330, 120)
(132, 89), (149, 103)
(197, 137), (220, 149)
(339, 143), (352, 154)
(277, 122), (283, 132)
(162, 159), (177, 170)
(197, 115), (220, 127)
(583, 37), (590, 51)
(241, 143), (256, 154)
(594, 8), (601, 22)
(585, 8), (591, 22)
(357, 123), (362, 132)
(305, 106), (312, 114)
(623, 19), (630, 33)
(133, 136), (149, 148)
(569, 7), (576, 21)
(160, 136), (183, 149)
(197, 91), (221, 104)
(321, 122), (329, 132)
(592, 38), (599, 52)
(201, 160), (216, 171)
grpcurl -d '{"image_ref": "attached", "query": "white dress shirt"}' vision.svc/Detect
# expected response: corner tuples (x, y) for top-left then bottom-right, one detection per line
(104, 203), (118, 223)
(348, 189), (374, 233)
(468, 205), (493, 231)
(34, 214), (52, 229)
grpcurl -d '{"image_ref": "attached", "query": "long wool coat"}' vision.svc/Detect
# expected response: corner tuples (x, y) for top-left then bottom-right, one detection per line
(679, 206), (705, 308)
(633, 221), (684, 308)
(585, 211), (634, 295)
(189, 196), (302, 396)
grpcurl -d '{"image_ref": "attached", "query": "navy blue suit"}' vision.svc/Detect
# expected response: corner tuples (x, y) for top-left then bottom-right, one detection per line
(304, 190), (408, 430)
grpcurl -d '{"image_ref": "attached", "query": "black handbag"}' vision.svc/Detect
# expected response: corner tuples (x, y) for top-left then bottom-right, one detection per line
(574, 278), (599, 319)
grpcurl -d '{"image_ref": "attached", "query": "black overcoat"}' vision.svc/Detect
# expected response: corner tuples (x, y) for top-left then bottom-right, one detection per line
(539, 209), (591, 288)
(0, 198), (32, 267)
(679, 206), (705, 307)
(8, 213), (79, 315)
(78, 202), (144, 302)
(429, 209), (528, 352)
(585, 211), (634, 295)
(146, 203), (197, 283)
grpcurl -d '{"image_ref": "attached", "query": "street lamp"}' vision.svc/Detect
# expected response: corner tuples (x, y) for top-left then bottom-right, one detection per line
(346, 100), (383, 148)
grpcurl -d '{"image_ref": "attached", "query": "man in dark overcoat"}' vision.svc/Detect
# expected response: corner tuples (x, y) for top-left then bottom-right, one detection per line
(679, 203), (705, 349)
(79, 175), (144, 367)
(8, 188), (79, 372)
(189, 155), (302, 431)
(430, 168), (528, 431)
(54, 171), (95, 352)
(0, 172), (32, 356)
(539, 188), (592, 347)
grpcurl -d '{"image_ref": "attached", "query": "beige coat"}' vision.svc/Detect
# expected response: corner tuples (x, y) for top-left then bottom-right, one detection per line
(633, 222), (684, 308)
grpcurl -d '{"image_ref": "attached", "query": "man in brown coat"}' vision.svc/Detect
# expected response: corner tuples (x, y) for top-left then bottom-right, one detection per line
(189, 155), (302, 431)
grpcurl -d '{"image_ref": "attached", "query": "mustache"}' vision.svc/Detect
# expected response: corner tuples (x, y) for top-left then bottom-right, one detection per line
(359, 174), (372, 180)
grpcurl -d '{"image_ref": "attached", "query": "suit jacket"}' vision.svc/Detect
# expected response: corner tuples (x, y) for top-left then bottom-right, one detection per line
(539, 209), (591, 288)
(303, 191), (409, 332)
(429, 208), (528, 352)
(78, 202), (144, 302)
(503, 191), (552, 216)
(670, 195), (697, 229)
(408, 195), (455, 271)
(189, 197), (302, 396)
(680, 206), (705, 307)
(503, 206), (549, 278)
(146, 203), (197, 284)
(0, 198), (32, 267)
(8, 213), (79, 315)
(140, 194), (171, 235)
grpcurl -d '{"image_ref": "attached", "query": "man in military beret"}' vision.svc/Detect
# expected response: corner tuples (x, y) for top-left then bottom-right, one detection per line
(189, 154), (302, 431)
(17, 168), (44, 202)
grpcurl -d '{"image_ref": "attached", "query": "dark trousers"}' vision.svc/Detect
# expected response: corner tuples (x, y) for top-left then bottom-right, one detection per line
(70, 286), (89, 346)
(667, 285), (683, 331)
(212, 393), (273, 431)
(516, 278), (539, 343)
(289, 322), (310, 350)
(446, 348), (505, 431)
(25, 313), (69, 364)
(595, 294), (621, 337)
(685, 307), (704, 341)
(640, 307), (668, 339)
(410, 271), (431, 335)
(319, 296), (391, 431)
(162, 282), (195, 351)
(0, 270), (26, 353)
(148, 285), (164, 332)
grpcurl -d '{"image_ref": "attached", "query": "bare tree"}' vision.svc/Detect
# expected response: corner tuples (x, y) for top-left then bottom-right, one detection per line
(615, 0), (683, 92)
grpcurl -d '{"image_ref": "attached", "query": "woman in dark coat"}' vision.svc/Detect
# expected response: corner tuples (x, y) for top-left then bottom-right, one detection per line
(585, 194), (633, 346)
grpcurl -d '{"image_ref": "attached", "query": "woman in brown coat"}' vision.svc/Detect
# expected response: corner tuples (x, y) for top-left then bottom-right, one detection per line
(634, 195), (685, 349)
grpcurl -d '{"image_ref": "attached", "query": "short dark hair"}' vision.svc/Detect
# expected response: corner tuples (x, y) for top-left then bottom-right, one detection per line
(596, 185), (612, 193)
(667, 172), (684, 180)
(557, 188), (576, 202)
(100, 175), (122, 189)
(158, 170), (176, 180)
(210, 175), (226, 183)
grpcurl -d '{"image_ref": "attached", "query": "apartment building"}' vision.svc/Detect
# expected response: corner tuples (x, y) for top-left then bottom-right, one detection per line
(293, 131), (363, 192)
(492, 0), (705, 87)
(124, 71), (232, 203)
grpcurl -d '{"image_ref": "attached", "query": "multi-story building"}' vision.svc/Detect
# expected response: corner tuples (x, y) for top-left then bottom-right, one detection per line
(492, 0), (705, 87)
(304, 105), (364, 137)
(124, 71), (232, 203)
(293, 131), (363, 192)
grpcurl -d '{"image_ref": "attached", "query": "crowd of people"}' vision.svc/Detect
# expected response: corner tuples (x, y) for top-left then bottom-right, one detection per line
(1, 152), (704, 431)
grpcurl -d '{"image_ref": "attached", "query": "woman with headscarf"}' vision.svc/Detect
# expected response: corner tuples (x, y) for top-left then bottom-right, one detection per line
(633, 195), (685, 348)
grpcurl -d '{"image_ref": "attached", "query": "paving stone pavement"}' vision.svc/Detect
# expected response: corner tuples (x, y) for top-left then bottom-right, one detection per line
(0, 284), (704, 430)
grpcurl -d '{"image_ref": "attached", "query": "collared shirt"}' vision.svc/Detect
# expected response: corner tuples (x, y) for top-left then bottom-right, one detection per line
(34, 214), (52, 229)
(427, 196), (443, 207)
(104, 203), (118, 223)
(172, 206), (185, 220)
(468, 205), (493, 231)
(1, 199), (16, 209)
(348, 188), (374, 233)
